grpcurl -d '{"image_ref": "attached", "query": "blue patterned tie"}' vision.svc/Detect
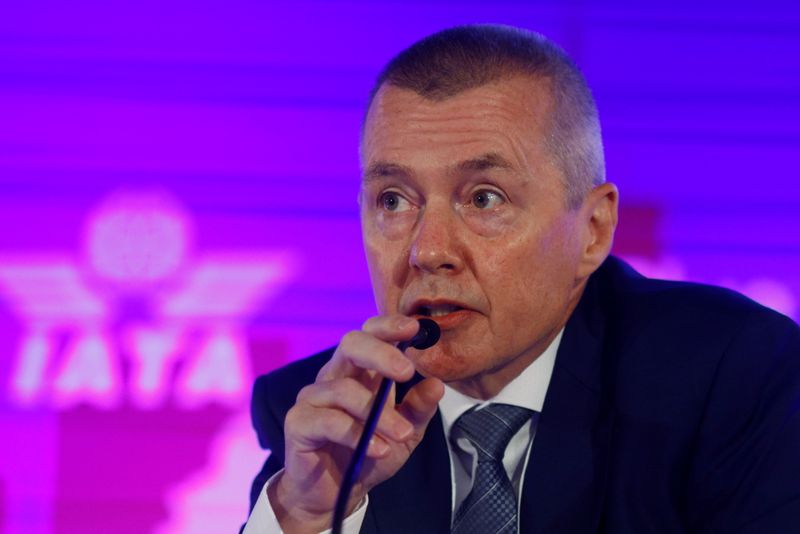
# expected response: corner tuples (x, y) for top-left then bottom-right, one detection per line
(451, 403), (534, 534)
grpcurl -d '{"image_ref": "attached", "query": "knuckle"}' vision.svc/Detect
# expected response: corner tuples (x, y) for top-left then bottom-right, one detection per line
(361, 315), (386, 332)
(338, 332), (381, 370)
(316, 360), (334, 380)
(334, 376), (358, 395)
(284, 404), (303, 431)
(325, 380), (344, 399)
(318, 413), (340, 437)
(295, 384), (314, 403)
(339, 330), (362, 350)
(334, 379), (366, 413)
(337, 376), (362, 395)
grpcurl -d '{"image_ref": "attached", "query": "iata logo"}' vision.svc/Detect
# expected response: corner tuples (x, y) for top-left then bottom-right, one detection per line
(0, 189), (296, 410)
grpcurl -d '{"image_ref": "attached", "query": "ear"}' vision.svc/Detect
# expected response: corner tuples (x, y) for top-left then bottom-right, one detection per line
(576, 182), (619, 279)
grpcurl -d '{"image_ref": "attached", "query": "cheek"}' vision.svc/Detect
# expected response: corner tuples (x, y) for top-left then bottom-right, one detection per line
(507, 226), (581, 318)
(375, 210), (417, 240)
(363, 238), (404, 313)
(484, 229), (568, 322)
(460, 208), (516, 237)
(409, 332), (492, 381)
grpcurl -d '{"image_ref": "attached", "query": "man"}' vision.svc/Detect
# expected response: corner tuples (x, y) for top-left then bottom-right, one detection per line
(244, 25), (800, 533)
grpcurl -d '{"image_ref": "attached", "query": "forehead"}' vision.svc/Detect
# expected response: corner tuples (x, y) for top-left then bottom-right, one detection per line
(360, 76), (554, 176)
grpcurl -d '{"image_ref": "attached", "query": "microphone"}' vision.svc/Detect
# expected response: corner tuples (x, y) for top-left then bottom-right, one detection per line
(332, 318), (440, 534)
(397, 317), (440, 351)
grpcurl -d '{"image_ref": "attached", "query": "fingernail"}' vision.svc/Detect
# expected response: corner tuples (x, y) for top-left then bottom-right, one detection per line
(393, 357), (413, 376)
(397, 316), (417, 329)
(370, 438), (390, 455)
(394, 419), (413, 440)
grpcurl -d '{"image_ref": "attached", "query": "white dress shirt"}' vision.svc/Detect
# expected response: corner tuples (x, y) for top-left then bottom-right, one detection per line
(244, 329), (562, 533)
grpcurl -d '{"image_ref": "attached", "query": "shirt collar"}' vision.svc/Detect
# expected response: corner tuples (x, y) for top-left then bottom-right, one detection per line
(438, 328), (563, 439)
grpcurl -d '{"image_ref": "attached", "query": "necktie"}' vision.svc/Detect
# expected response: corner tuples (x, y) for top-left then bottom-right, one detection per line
(451, 403), (534, 534)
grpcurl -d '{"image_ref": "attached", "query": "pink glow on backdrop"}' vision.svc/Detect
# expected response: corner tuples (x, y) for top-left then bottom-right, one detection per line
(0, 261), (106, 320)
(11, 325), (54, 405)
(161, 254), (297, 319)
(154, 414), (268, 534)
(50, 329), (122, 410)
(84, 191), (192, 285)
(125, 326), (183, 409)
(0, 410), (58, 534)
(1, 190), (297, 411)
(0, 190), (298, 533)
(623, 255), (798, 319)
(174, 325), (252, 409)
(9, 322), (268, 411)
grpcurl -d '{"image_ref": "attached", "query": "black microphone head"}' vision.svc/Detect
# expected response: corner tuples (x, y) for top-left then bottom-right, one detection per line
(411, 318), (440, 350)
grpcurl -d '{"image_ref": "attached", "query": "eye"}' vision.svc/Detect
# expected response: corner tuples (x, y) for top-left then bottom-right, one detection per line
(378, 191), (411, 212)
(471, 189), (505, 209)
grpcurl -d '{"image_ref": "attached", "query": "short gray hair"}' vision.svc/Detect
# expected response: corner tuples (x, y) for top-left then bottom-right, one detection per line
(364, 24), (605, 208)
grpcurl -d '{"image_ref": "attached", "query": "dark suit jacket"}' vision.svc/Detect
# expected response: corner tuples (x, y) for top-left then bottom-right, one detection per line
(247, 256), (800, 533)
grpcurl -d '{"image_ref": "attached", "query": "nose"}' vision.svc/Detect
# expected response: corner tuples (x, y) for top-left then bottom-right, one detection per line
(409, 204), (464, 274)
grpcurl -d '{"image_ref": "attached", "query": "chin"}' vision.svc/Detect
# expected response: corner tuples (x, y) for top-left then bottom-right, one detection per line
(407, 345), (476, 382)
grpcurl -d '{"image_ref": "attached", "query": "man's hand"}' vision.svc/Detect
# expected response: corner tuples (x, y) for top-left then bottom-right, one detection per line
(268, 315), (445, 533)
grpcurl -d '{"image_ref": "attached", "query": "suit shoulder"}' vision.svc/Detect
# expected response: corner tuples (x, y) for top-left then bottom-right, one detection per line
(595, 256), (799, 386)
(253, 347), (335, 411)
(600, 256), (795, 334)
(250, 347), (335, 451)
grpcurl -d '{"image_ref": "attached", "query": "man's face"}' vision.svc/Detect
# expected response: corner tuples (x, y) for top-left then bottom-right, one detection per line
(360, 76), (592, 397)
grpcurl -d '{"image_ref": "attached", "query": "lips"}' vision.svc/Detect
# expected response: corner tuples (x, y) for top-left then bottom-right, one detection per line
(415, 302), (463, 318)
(405, 298), (475, 329)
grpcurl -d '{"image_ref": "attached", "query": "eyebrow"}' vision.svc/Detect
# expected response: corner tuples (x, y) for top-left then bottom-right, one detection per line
(362, 152), (514, 184)
(453, 152), (514, 173)
(362, 162), (413, 184)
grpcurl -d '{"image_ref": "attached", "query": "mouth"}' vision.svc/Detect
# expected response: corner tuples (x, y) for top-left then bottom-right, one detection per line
(406, 299), (474, 329)
(414, 303), (465, 318)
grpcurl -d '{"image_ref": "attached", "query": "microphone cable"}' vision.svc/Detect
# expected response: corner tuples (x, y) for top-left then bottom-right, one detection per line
(331, 318), (440, 534)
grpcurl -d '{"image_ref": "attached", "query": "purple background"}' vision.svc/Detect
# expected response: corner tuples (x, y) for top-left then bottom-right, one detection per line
(1, 2), (798, 533)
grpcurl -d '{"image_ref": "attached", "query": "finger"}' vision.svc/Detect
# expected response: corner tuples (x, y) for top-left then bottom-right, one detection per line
(361, 314), (420, 342)
(296, 379), (414, 442)
(397, 377), (445, 432)
(286, 404), (391, 458)
(320, 329), (416, 383)
(318, 315), (419, 381)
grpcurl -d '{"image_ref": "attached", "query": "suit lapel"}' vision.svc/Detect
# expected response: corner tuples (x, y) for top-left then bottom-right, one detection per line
(362, 388), (452, 533)
(520, 271), (616, 533)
